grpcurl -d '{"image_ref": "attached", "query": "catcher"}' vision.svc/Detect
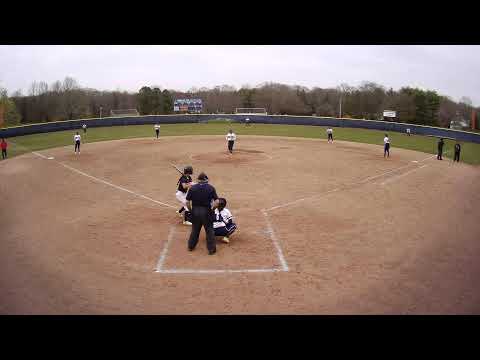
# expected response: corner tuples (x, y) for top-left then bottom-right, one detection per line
(213, 198), (237, 243)
(176, 165), (194, 225)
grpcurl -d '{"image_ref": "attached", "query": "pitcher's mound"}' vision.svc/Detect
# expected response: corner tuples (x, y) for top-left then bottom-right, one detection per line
(192, 149), (269, 163)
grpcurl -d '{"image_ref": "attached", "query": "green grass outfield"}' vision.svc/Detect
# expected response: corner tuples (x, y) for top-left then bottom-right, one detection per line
(4, 122), (480, 165)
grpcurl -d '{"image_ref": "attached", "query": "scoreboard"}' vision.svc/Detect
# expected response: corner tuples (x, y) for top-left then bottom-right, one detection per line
(174, 99), (203, 113)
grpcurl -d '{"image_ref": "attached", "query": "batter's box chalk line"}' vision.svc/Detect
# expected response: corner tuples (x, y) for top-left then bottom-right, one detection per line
(154, 217), (289, 275)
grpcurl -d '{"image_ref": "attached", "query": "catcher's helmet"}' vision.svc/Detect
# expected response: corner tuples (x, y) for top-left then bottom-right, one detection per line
(218, 198), (227, 209)
(184, 165), (193, 175)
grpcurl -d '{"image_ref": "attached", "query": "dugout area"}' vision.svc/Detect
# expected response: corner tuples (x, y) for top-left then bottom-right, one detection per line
(1, 135), (480, 314)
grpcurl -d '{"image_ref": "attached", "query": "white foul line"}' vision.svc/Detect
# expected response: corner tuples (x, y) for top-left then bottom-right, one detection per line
(156, 268), (282, 274)
(32, 151), (177, 209)
(357, 163), (414, 183)
(266, 187), (341, 212)
(60, 163), (177, 209)
(32, 151), (49, 159)
(262, 210), (289, 272)
(418, 151), (450, 163)
(419, 154), (437, 162)
(379, 165), (428, 186)
(265, 159), (431, 213)
(155, 226), (176, 272)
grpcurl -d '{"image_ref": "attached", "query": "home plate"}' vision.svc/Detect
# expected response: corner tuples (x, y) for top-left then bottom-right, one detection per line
(412, 160), (419, 163)
(47, 157), (54, 160)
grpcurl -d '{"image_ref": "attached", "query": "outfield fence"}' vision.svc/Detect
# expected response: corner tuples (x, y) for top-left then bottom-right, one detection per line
(2, 114), (480, 144)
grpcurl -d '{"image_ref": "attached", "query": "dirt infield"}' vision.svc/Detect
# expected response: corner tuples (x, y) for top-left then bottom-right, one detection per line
(1, 135), (480, 314)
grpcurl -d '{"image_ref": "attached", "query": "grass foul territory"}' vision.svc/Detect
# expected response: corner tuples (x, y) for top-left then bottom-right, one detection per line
(5, 121), (480, 165)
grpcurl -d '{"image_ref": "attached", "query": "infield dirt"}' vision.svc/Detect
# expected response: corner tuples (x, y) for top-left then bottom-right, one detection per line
(1, 135), (479, 314)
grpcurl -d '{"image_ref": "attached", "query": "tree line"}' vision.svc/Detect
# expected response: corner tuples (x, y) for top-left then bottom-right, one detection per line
(1, 77), (478, 129)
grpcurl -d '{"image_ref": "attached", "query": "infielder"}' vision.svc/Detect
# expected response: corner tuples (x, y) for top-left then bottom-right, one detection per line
(384, 134), (390, 158)
(176, 165), (194, 225)
(74, 132), (81, 154)
(154, 123), (160, 139)
(213, 198), (237, 244)
(326, 127), (333, 142)
(226, 129), (236, 154)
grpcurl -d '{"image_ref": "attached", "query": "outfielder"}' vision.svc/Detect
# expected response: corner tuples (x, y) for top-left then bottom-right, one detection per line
(226, 129), (236, 154)
(176, 165), (194, 225)
(154, 123), (160, 139)
(213, 198), (237, 244)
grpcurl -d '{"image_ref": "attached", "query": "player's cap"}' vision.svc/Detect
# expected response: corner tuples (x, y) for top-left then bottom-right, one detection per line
(197, 172), (208, 182)
(184, 166), (193, 175)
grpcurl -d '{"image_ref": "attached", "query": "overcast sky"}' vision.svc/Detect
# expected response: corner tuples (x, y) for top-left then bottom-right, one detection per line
(1, 45), (479, 105)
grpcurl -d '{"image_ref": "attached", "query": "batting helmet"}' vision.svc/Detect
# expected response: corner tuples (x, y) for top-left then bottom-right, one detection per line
(184, 165), (193, 175)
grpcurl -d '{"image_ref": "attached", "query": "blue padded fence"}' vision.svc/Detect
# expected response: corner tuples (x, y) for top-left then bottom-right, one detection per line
(1, 114), (479, 144)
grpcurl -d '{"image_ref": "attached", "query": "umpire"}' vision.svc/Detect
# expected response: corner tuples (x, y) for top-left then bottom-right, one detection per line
(186, 172), (219, 255)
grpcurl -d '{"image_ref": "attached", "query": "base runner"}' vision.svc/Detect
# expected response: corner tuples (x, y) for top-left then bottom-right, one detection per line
(176, 165), (194, 225)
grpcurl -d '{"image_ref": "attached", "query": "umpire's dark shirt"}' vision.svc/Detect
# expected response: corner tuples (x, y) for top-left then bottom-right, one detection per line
(186, 182), (218, 208)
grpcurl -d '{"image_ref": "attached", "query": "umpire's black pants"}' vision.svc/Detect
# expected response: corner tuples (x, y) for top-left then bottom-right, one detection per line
(188, 206), (216, 252)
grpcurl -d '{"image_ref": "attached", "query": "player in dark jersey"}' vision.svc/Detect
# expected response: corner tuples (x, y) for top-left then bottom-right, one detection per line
(437, 138), (445, 160)
(175, 165), (194, 225)
(454, 142), (461, 162)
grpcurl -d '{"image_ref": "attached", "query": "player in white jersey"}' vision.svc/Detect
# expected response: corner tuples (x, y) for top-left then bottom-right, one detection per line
(226, 129), (237, 154)
(326, 127), (333, 142)
(74, 132), (81, 154)
(82, 123), (87, 134)
(154, 123), (160, 139)
(384, 134), (390, 158)
(213, 198), (237, 243)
